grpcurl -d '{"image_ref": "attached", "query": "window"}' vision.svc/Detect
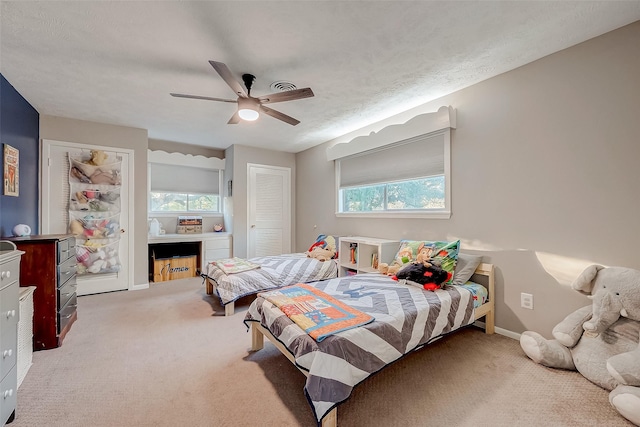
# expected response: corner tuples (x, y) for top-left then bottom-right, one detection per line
(341, 176), (445, 212)
(336, 129), (450, 218)
(149, 161), (222, 214)
(150, 192), (219, 212)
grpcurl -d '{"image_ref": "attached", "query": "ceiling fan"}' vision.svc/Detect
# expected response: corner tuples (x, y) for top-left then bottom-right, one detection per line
(170, 60), (314, 126)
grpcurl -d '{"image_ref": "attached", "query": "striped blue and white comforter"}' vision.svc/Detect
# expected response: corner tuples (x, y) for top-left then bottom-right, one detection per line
(206, 253), (338, 306)
(244, 273), (476, 424)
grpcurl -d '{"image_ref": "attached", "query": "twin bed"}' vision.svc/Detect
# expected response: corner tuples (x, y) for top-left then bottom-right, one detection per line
(204, 235), (341, 315)
(205, 253), (338, 315)
(244, 262), (495, 426)
(206, 237), (495, 426)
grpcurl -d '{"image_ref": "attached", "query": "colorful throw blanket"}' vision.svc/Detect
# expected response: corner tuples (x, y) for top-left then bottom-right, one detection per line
(259, 283), (374, 342)
(213, 257), (261, 274)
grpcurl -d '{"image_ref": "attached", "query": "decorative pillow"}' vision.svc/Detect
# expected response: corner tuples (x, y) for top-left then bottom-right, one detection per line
(307, 234), (339, 258)
(393, 239), (460, 284)
(452, 253), (483, 285)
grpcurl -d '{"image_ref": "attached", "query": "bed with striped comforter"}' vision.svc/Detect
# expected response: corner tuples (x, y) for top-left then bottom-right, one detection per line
(206, 253), (338, 307)
(244, 273), (476, 424)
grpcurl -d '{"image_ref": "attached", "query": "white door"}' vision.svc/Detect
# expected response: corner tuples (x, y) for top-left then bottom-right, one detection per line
(247, 164), (291, 258)
(41, 139), (133, 295)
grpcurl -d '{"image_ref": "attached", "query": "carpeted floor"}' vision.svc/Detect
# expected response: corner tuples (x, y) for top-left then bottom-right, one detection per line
(12, 277), (633, 426)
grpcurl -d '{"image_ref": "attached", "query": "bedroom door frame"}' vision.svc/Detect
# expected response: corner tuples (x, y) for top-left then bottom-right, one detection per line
(40, 139), (135, 295)
(246, 163), (291, 258)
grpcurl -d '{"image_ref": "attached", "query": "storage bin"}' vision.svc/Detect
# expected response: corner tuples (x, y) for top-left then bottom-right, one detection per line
(17, 286), (36, 388)
(153, 255), (197, 282)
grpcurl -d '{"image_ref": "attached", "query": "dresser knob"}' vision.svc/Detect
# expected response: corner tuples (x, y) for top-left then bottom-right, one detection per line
(5, 310), (15, 319)
(3, 389), (13, 399)
(0, 271), (5, 279)
(2, 349), (12, 358)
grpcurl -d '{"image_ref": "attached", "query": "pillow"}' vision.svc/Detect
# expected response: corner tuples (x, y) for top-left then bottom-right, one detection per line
(393, 239), (460, 284)
(452, 253), (483, 285)
(307, 234), (339, 258)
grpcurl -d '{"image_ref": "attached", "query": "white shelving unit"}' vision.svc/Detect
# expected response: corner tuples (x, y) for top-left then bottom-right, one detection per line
(338, 237), (400, 276)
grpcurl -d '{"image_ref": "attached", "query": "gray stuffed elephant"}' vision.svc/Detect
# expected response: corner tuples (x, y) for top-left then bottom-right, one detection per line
(520, 265), (640, 426)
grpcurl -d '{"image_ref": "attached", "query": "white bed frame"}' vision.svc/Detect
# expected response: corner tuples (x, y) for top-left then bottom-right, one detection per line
(250, 262), (495, 427)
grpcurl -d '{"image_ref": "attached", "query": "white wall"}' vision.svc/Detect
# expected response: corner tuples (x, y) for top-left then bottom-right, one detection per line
(295, 21), (640, 337)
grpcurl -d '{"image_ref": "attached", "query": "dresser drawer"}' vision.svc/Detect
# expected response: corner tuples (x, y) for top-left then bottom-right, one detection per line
(57, 237), (76, 264)
(58, 294), (77, 334)
(0, 258), (20, 291)
(0, 282), (19, 333)
(57, 255), (77, 288)
(205, 249), (231, 262)
(0, 364), (17, 424)
(58, 277), (77, 309)
(0, 282), (18, 381)
(205, 238), (230, 250)
(0, 323), (17, 381)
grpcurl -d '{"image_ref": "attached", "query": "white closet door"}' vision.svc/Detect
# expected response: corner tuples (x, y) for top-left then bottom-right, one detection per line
(41, 139), (132, 295)
(247, 164), (291, 258)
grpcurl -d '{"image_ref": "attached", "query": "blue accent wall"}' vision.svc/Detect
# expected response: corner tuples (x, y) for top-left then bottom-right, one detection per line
(0, 74), (39, 237)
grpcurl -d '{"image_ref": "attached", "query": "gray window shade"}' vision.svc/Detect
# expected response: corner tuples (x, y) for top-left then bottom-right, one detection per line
(150, 164), (219, 194)
(339, 132), (444, 188)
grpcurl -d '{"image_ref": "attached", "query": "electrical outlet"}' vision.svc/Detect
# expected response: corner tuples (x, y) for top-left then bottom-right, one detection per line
(521, 293), (534, 310)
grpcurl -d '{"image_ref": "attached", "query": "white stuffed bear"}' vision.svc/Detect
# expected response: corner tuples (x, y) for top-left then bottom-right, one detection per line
(520, 265), (640, 425)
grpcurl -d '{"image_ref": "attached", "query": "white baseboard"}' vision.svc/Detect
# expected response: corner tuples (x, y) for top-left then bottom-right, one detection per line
(474, 321), (521, 341)
(495, 326), (521, 340)
(130, 282), (150, 291)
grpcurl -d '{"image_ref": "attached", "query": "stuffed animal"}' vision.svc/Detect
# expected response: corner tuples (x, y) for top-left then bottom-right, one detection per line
(520, 265), (640, 426)
(87, 259), (107, 274)
(86, 150), (109, 166)
(393, 261), (452, 291)
(305, 247), (335, 262)
(377, 262), (402, 276)
(69, 219), (85, 236)
(90, 168), (120, 185)
(416, 243), (435, 264)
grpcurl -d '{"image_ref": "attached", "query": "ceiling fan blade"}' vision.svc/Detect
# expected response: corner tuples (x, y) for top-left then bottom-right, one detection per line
(170, 93), (236, 103)
(227, 111), (241, 124)
(209, 60), (248, 98)
(258, 88), (314, 104)
(260, 106), (300, 126)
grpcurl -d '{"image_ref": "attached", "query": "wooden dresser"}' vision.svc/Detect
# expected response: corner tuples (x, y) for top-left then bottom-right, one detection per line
(8, 235), (77, 351)
(0, 241), (23, 424)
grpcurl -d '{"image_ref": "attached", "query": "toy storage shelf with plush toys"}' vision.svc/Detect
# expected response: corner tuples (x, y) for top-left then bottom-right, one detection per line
(338, 237), (400, 276)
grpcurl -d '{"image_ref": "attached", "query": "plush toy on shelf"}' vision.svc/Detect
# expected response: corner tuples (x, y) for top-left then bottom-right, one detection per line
(520, 265), (640, 426)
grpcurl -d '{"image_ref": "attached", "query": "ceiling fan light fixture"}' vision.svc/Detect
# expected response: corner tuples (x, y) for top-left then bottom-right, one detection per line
(237, 97), (260, 121)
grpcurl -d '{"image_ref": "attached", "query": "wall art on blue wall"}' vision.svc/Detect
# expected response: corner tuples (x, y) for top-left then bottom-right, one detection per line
(3, 143), (19, 197)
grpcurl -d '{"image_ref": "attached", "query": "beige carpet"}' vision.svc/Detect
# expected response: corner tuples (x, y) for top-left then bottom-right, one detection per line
(12, 277), (632, 427)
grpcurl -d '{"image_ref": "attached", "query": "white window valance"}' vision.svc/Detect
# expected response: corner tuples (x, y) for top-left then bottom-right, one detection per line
(148, 150), (225, 195)
(326, 105), (456, 161)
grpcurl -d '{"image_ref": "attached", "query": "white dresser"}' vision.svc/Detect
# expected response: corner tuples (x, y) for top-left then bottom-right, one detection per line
(0, 241), (23, 425)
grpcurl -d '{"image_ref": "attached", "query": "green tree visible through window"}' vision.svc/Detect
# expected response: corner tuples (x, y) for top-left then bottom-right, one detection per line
(340, 176), (444, 212)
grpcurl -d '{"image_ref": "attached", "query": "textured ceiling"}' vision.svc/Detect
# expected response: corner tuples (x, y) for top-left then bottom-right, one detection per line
(2, 1), (639, 153)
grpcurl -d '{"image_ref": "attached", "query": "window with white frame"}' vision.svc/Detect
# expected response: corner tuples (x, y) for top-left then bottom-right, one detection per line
(148, 151), (224, 215)
(336, 129), (451, 218)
